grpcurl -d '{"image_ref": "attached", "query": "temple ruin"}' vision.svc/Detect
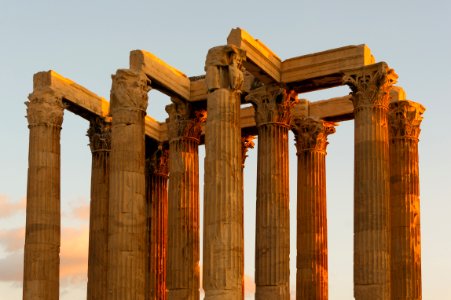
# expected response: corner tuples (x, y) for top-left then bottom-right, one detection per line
(23, 28), (424, 300)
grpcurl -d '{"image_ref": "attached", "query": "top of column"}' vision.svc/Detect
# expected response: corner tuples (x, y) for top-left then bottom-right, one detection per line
(342, 62), (398, 110)
(389, 100), (425, 140)
(245, 84), (298, 127)
(165, 98), (207, 142)
(110, 69), (151, 113)
(205, 45), (246, 93)
(26, 89), (65, 127)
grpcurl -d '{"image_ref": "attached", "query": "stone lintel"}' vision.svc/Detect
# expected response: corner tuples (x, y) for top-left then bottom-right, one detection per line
(32, 70), (164, 141)
(282, 44), (375, 93)
(33, 70), (109, 119)
(130, 50), (191, 100)
(227, 27), (282, 84)
(32, 67), (405, 143)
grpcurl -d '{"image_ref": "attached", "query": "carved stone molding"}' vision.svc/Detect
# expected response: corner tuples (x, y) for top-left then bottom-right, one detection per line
(165, 98), (207, 142)
(26, 89), (65, 127)
(389, 100), (425, 140)
(147, 144), (169, 177)
(110, 69), (151, 113)
(342, 63), (398, 110)
(241, 135), (255, 167)
(291, 117), (336, 153)
(245, 84), (298, 127)
(87, 117), (111, 153)
(205, 45), (246, 93)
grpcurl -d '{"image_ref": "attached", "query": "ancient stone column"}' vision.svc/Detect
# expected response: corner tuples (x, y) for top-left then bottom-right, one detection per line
(165, 99), (206, 299)
(291, 117), (335, 300)
(388, 100), (425, 300)
(246, 84), (297, 300)
(203, 45), (246, 300)
(146, 145), (169, 300)
(87, 117), (111, 300)
(23, 89), (64, 300)
(107, 69), (150, 299)
(343, 63), (398, 299)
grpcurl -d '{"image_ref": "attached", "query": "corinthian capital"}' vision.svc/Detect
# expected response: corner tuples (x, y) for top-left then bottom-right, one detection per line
(342, 62), (398, 110)
(205, 45), (246, 92)
(291, 117), (336, 153)
(165, 97), (207, 142)
(110, 69), (151, 113)
(148, 144), (169, 177)
(26, 89), (65, 127)
(245, 84), (298, 127)
(241, 135), (255, 168)
(389, 100), (425, 140)
(87, 117), (111, 153)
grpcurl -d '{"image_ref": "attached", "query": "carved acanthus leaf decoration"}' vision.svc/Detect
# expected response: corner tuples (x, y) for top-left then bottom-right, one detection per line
(241, 135), (255, 167)
(245, 84), (299, 127)
(342, 63), (398, 110)
(148, 144), (169, 177)
(166, 98), (207, 142)
(291, 117), (336, 153)
(389, 100), (425, 140)
(110, 69), (151, 113)
(26, 89), (65, 127)
(87, 117), (111, 152)
(205, 45), (246, 93)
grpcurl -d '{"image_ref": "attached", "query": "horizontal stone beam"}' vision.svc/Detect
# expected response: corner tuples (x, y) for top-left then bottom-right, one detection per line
(32, 70), (163, 141)
(33, 71), (109, 119)
(189, 77), (207, 102)
(281, 45), (375, 92)
(130, 50), (191, 100)
(33, 70), (405, 143)
(227, 27), (282, 84)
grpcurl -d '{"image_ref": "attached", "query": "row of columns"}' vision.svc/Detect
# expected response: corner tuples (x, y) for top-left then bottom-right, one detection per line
(23, 46), (424, 300)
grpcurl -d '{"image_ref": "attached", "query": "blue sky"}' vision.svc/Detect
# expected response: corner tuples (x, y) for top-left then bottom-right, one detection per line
(1, 0), (450, 299)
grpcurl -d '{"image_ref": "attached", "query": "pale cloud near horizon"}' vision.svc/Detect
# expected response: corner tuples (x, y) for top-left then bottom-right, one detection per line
(0, 196), (260, 296)
(0, 195), (90, 287)
(0, 195), (25, 218)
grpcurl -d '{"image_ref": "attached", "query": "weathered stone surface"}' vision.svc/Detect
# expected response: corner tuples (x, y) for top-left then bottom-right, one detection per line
(166, 99), (205, 299)
(227, 27), (281, 84)
(107, 69), (150, 300)
(130, 50), (190, 100)
(292, 117), (335, 300)
(343, 62), (398, 300)
(283, 45), (375, 92)
(389, 100), (425, 300)
(87, 117), (111, 300)
(246, 84), (297, 300)
(23, 89), (65, 300)
(203, 45), (245, 300)
(146, 145), (169, 300)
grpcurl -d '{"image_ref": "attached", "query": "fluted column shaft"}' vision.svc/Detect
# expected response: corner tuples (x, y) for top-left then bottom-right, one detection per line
(23, 90), (64, 300)
(389, 100), (425, 300)
(203, 45), (246, 300)
(87, 118), (111, 300)
(146, 147), (169, 300)
(166, 100), (205, 300)
(292, 117), (335, 300)
(343, 63), (398, 300)
(246, 85), (297, 300)
(107, 69), (150, 299)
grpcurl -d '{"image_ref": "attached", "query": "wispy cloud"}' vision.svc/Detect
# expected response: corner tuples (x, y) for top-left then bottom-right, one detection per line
(0, 228), (25, 252)
(0, 195), (89, 286)
(244, 274), (256, 295)
(0, 195), (25, 218)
